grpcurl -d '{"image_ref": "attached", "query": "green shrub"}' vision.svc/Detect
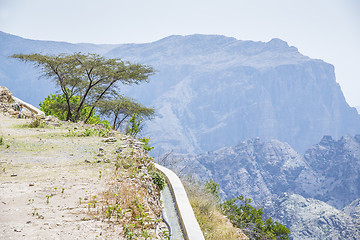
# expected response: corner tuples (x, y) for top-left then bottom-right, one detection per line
(126, 114), (142, 137)
(221, 195), (290, 239)
(139, 137), (154, 152)
(39, 93), (109, 126)
(150, 171), (166, 190)
(0, 136), (3, 145)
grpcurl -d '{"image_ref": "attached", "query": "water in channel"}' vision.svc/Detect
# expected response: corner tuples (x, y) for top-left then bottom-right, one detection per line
(161, 184), (185, 240)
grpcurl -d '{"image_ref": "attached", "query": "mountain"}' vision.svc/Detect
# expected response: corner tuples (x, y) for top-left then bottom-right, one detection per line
(262, 193), (360, 240)
(1, 31), (360, 154)
(343, 198), (360, 222)
(302, 135), (360, 209)
(170, 135), (360, 239)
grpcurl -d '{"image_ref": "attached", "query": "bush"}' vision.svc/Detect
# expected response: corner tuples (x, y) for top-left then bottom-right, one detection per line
(221, 195), (290, 239)
(39, 93), (109, 126)
(150, 171), (166, 190)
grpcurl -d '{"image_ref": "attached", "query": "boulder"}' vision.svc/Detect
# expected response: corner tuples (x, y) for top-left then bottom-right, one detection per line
(0, 86), (12, 103)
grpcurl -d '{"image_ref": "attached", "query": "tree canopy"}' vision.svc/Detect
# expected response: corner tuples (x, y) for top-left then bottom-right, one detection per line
(97, 95), (155, 131)
(11, 53), (154, 123)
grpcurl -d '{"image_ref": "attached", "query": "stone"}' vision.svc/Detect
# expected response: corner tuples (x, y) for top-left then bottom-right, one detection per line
(0, 86), (12, 103)
(102, 137), (117, 142)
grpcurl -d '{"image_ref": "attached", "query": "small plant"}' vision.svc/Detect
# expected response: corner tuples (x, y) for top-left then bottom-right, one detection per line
(123, 223), (136, 239)
(150, 171), (166, 190)
(141, 230), (150, 239)
(61, 187), (65, 195)
(45, 194), (51, 204)
(98, 171), (102, 179)
(79, 197), (82, 205)
(129, 197), (150, 227)
(0, 136), (3, 145)
(114, 204), (123, 220)
(139, 137), (154, 152)
(92, 195), (97, 208)
(26, 117), (47, 128)
(204, 179), (221, 202)
(162, 230), (171, 240)
(105, 204), (113, 220)
(126, 114), (143, 137)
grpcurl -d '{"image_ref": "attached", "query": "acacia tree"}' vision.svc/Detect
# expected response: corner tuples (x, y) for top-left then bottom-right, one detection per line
(11, 53), (154, 123)
(97, 95), (155, 131)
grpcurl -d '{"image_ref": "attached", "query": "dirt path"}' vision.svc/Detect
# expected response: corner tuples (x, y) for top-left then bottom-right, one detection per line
(0, 114), (152, 239)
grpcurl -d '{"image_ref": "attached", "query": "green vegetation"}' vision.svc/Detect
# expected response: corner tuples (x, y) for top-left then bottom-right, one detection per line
(150, 171), (166, 190)
(11, 52), (153, 123)
(186, 178), (290, 240)
(125, 113), (143, 137)
(0, 135), (3, 145)
(39, 93), (108, 125)
(97, 95), (155, 130)
(185, 180), (246, 240)
(204, 179), (290, 240)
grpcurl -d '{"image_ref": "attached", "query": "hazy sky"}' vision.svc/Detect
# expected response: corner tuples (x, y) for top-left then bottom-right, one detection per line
(0, 0), (359, 106)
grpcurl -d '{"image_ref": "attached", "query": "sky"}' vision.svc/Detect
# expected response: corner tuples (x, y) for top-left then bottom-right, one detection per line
(0, 0), (359, 106)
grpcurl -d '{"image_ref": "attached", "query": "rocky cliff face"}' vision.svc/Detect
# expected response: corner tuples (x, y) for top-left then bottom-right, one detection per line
(172, 135), (360, 239)
(303, 135), (360, 209)
(262, 194), (360, 240)
(1, 31), (360, 154)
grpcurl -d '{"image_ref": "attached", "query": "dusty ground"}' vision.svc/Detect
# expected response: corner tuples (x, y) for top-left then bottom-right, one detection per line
(0, 113), (165, 239)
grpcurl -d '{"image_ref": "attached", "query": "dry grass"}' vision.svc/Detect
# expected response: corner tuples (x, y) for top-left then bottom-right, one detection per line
(185, 181), (249, 240)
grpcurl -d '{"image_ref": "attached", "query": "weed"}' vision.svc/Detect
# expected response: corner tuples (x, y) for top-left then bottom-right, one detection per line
(25, 117), (47, 128)
(129, 197), (150, 227)
(114, 204), (123, 220)
(141, 230), (150, 239)
(138, 137), (154, 152)
(123, 224), (136, 239)
(92, 195), (97, 208)
(150, 171), (166, 190)
(79, 197), (82, 205)
(61, 188), (65, 195)
(45, 195), (51, 204)
(32, 207), (44, 219)
(0, 136), (3, 145)
(105, 204), (113, 220)
(162, 230), (171, 240)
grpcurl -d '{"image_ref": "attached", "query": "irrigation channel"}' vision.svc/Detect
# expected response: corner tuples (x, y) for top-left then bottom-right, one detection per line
(161, 184), (185, 240)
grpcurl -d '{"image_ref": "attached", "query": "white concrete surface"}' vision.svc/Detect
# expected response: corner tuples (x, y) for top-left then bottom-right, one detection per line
(154, 163), (205, 240)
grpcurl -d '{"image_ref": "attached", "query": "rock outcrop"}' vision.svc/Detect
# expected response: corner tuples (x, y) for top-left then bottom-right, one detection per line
(303, 135), (360, 209)
(0, 86), (12, 103)
(262, 193), (360, 240)
(343, 198), (360, 222)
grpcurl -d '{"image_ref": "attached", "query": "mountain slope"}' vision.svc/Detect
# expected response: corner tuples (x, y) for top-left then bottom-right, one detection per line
(262, 193), (360, 240)
(1, 31), (359, 154)
(170, 136), (360, 239)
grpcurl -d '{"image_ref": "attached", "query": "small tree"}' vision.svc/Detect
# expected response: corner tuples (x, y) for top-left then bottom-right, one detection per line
(97, 95), (155, 131)
(11, 53), (153, 123)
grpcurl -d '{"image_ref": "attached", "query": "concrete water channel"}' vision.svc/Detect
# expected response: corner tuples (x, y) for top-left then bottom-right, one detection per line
(155, 163), (205, 240)
(161, 184), (185, 240)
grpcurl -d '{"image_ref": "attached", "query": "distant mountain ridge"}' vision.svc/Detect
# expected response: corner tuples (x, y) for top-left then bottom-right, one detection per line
(1, 30), (359, 155)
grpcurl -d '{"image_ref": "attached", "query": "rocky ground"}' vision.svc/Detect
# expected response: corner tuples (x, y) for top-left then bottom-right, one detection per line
(0, 112), (168, 239)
